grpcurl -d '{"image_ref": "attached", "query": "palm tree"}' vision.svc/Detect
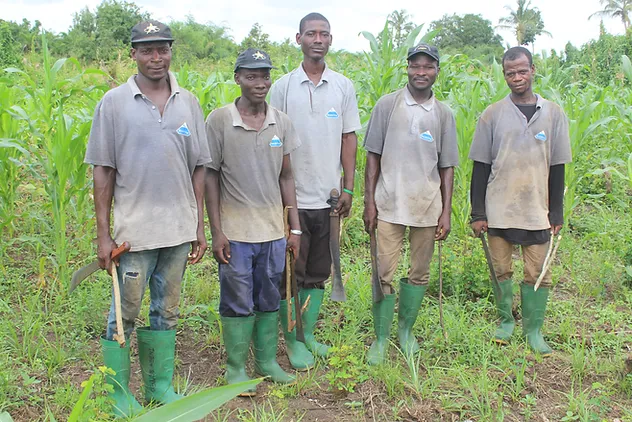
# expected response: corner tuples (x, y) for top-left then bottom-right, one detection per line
(589, 0), (632, 31)
(496, 0), (552, 45)
(387, 9), (415, 49)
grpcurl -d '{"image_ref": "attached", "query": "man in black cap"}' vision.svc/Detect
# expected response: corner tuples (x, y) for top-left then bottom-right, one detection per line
(362, 43), (458, 365)
(205, 48), (302, 395)
(85, 19), (211, 416)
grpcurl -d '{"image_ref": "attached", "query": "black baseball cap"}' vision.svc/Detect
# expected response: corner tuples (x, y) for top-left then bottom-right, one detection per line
(234, 48), (275, 72)
(131, 20), (174, 44)
(407, 43), (440, 63)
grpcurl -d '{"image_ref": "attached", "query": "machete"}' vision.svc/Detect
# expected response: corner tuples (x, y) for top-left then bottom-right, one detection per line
(370, 228), (385, 303)
(328, 188), (346, 302)
(69, 242), (131, 293)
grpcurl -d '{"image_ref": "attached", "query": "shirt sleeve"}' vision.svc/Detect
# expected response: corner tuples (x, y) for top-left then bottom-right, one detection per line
(342, 79), (362, 133)
(281, 113), (301, 155)
(363, 96), (392, 155)
(468, 107), (494, 164)
(438, 106), (459, 168)
(191, 97), (212, 167)
(204, 110), (224, 171)
(470, 161), (491, 222)
(551, 107), (572, 166)
(268, 77), (287, 113)
(548, 164), (565, 225)
(84, 94), (116, 168)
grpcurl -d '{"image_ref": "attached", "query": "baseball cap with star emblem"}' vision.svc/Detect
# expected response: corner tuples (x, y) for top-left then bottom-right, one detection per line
(407, 43), (440, 63)
(131, 20), (174, 44)
(234, 48), (276, 72)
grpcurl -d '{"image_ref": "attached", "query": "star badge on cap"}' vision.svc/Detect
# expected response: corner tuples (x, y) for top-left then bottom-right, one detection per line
(144, 23), (160, 34)
(416, 45), (428, 51)
(252, 51), (266, 60)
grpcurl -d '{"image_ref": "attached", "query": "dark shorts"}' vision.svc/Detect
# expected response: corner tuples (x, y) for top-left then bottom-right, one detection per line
(219, 238), (286, 317)
(281, 208), (331, 297)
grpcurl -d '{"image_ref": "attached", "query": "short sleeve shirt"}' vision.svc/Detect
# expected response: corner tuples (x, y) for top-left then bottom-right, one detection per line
(84, 72), (212, 252)
(468, 94), (572, 230)
(269, 63), (362, 209)
(363, 87), (459, 227)
(205, 100), (301, 242)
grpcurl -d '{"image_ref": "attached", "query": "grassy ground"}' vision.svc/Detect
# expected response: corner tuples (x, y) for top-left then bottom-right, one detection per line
(2, 191), (632, 421)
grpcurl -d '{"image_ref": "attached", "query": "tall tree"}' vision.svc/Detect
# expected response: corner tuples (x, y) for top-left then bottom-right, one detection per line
(386, 9), (415, 49)
(431, 14), (503, 50)
(497, 0), (551, 45)
(240, 23), (271, 51)
(589, 0), (632, 31)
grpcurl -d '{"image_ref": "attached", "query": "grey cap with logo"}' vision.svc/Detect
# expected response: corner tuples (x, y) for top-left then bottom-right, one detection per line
(234, 48), (276, 72)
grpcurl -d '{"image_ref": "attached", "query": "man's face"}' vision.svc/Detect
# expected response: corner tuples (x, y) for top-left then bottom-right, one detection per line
(235, 68), (271, 104)
(407, 54), (439, 91)
(503, 54), (535, 96)
(296, 20), (332, 61)
(131, 41), (172, 81)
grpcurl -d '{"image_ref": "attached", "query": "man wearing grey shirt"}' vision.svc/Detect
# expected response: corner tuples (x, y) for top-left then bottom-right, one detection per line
(269, 12), (362, 369)
(363, 43), (458, 365)
(84, 20), (211, 416)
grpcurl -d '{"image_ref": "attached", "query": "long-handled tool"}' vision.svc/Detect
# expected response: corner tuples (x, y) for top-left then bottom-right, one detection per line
(110, 260), (126, 347)
(370, 228), (385, 303)
(284, 206), (305, 342)
(328, 188), (346, 302)
(69, 242), (131, 293)
(534, 233), (562, 291)
(479, 232), (500, 291)
(438, 240), (447, 340)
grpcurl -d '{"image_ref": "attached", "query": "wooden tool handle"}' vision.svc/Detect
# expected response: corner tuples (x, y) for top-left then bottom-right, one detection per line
(111, 241), (131, 261)
(111, 261), (126, 347)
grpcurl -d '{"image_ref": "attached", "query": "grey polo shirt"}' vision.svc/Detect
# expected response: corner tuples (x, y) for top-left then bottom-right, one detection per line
(205, 101), (301, 243)
(269, 63), (362, 209)
(85, 72), (212, 252)
(469, 94), (572, 230)
(364, 87), (459, 227)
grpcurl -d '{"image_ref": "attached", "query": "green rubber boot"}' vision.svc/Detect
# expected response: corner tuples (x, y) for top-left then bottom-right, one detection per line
(280, 300), (315, 370)
(221, 316), (256, 397)
(397, 279), (427, 358)
(137, 327), (183, 404)
(367, 293), (396, 366)
(521, 284), (553, 355)
(100, 337), (143, 418)
(493, 279), (515, 344)
(299, 289), (330, 358)
(253, 311), (296, 384)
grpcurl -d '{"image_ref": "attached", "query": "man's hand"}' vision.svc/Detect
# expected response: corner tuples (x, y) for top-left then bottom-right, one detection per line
(97, 235), (117, 275)
(550, 224), (563, 236)
(189, 229), (208, 264)
(211, 231), (231, 264)
(363, 202), (378, 234)
(435, 211), (451, 241)
(287, 233), (300, 261)
(335, 191), (353, 218)
(471, 220), (488, 237)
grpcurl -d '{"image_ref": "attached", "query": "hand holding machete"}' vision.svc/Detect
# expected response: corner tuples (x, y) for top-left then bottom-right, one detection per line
(328, 189), (346, 302)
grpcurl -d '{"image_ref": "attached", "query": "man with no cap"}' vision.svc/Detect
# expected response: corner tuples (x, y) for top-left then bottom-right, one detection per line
(205, 48), (301, 395)
(363, 43), (458, 365)
(84, 20), (211, 417)
(469, 46), (572, 355)
(269, 12), (362, 370)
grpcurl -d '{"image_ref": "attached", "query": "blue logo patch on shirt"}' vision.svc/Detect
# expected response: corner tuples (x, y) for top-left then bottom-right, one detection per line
(270, 136), (283, 147)
(177, 122), (191, 137)
(419, 131), (434, 142)
(535, 131), (547, 142)
(326, 108), (339, 118)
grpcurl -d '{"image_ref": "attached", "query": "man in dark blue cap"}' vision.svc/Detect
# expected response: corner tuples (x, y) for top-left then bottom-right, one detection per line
(85, 19), (211, 417)
(205, 48), (302, 395)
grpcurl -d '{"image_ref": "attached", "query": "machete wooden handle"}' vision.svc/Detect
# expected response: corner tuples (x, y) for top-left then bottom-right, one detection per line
(111, 241), (131, 261)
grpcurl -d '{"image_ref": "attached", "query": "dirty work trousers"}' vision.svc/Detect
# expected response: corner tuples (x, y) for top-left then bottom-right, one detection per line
(487, 235), (552, 287)
(377, 220), (436, 293)
(219, 238), (286, 317)
(106, 242), (190, 340)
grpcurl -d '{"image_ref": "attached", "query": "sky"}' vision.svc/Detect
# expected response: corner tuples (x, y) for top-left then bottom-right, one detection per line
(2, 0), (625, 54)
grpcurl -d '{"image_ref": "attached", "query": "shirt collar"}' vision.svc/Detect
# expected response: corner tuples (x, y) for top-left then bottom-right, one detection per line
(297, 62), (332, 85)
(228, 98), (277, 131)
(403, 85), (435, 111)
(128, 71), (180, 97)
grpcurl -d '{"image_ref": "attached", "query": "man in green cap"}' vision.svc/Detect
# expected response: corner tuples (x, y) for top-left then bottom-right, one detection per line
(469, 46), (571, 355)
(205, 48), (301, 395)
(85, 20), (211, 416)
(363, 43), (458, 365)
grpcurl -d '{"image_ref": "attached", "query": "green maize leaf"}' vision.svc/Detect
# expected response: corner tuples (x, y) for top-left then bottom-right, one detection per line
(628, 152), (632, 187)
(67, 374), (95, 422)
(0, 412), (14, 422)
(622, 55), (632, 83)
(133, 378), (263, 422)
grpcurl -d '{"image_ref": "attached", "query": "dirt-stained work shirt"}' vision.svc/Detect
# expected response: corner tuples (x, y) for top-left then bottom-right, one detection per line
(363, 87), (459, 228)
(84, 72), (212, 252)
(468, 94), (572, 230)
(205, 100), (301, 243)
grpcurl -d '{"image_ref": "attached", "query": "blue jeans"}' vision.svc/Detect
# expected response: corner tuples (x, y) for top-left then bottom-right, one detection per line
(219, 238), (286, 317)
(106, 242), (190, 340)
